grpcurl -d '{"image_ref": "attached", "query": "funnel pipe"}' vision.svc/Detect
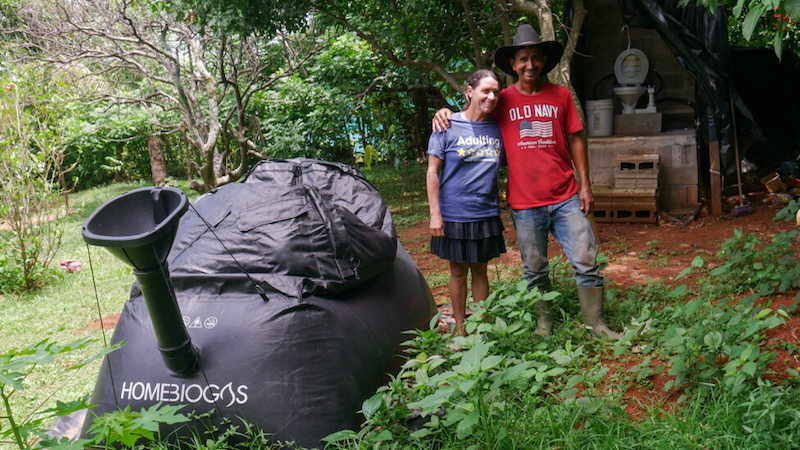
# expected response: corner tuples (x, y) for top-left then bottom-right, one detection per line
(82, 187), (199, 376)
(134, 265), (199, 376)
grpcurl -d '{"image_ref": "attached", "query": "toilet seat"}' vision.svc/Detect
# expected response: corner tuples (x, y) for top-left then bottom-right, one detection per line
(614, 48), (649, 86)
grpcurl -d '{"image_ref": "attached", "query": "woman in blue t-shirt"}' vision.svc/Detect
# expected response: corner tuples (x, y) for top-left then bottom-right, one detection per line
(426, 69), (506, 337)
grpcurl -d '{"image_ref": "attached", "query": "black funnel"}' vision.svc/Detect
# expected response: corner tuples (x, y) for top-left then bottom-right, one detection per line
(82, 187), (199, 376)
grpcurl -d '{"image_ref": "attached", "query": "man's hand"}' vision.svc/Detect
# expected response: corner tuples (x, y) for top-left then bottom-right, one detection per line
(429, 214), (444, 237)
(579, 183), (594, 216)
(566, 132), (593, 217)
(432, 108), (454, 133)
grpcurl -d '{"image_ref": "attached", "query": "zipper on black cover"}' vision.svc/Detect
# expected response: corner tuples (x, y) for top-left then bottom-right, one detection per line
(292, 163), (302, 185)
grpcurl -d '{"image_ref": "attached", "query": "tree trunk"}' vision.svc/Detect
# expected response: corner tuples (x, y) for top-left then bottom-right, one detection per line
(115, 142), (125, 182)
(183, 130), (192, 182)
(59, 169), (70, 216)
(410, 86), (431, 160)
(357, 115), (369, 155)
(147, 134), (168, 185)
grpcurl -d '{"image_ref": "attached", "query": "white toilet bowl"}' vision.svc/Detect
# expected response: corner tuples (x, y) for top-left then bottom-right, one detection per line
(612, 48), (649, 114)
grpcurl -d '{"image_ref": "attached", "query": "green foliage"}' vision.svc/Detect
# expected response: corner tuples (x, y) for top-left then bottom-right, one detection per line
(62, 103), (159, 189)
(362, 163), (428, 227)
(0, 0), (22, 29)
(322, 282), (591, 449)
(313, 0), (505, 72)
(255, 75), (354, 163)
(727, 1), (800, 54)
(362, 145), (378, 169)
(655, 296), (785, 395)
(165, 0), (311, 36)
(0, 338), (121, 450)
(86, 403), (190, 449)
(0, 238), (27, 293)
(0, 66), (67, 292)
(464, 280), (563, 353)
(605, 236), (630, 254)
(311, 33), (382, 91)
(695, 0), (799, 57)
(0, 337), (211, 450)
(710, 226), (800, 296)
(0, 170), (799, 450)
(253, 32), (424, 165)
(738, 378), (800, 446)
(320, 200), (800, 449)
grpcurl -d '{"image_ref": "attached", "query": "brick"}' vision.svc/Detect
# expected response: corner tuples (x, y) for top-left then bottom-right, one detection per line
(616, 154), (660, 176)
(594, 186), (657, 213)
(592, 207), (657, 223)
(594, 187), (656, 197)
(615, 208), (658, 222)
(592, 171), (615, 187)
(615, 178), (659, 189)
(593, 208), (613, 222)
(611, 197), (656, 208)
(587, 130), (697, 213)
(614, 172), (659, 180)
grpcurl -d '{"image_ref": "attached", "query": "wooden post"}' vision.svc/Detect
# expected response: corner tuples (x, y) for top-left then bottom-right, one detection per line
(707, 106), (723, 216)
(709, 140), (723, 216)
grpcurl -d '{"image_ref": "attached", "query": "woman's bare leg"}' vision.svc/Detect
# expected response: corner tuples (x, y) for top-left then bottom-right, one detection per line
(469, 262), (489, 302)
(449, 261), (469, 336)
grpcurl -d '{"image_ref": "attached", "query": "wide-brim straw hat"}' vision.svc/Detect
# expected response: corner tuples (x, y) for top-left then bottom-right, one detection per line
(494, 24), (564, 77)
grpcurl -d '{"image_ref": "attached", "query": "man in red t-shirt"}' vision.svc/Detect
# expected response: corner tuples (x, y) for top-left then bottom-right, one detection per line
(433, 24), (622, 340)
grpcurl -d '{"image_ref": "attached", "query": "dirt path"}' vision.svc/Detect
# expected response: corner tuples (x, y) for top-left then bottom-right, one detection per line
(401, 202), (795, 299)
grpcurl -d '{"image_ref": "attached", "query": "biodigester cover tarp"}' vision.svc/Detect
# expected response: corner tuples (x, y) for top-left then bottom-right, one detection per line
(83, 158), (436, 448)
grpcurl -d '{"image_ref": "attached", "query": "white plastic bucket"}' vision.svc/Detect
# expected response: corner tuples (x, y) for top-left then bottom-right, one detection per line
(586, 99), (613, 137)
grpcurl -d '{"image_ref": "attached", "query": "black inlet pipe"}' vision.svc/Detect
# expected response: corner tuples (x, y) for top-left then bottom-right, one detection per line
(83, 186), (199, 377)
(134, 264), (199, 376)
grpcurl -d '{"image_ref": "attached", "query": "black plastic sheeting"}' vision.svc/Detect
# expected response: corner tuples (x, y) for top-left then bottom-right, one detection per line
(730, 48), (800, 168)
(81, 158), (436, 448)
(620, 0), (763, 178)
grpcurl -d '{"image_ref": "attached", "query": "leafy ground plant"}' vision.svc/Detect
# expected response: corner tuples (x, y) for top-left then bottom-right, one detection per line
(84, 403), (189, 450)
(322, 204), (800, 449)
(0, 338), (120, 450)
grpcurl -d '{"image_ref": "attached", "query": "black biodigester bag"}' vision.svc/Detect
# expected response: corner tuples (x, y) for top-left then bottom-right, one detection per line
(81, 159), (435, 448)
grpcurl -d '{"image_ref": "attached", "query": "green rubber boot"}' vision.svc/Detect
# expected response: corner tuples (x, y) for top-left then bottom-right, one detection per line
(533, 299), (554, 337)
(578, 286), (623, 340)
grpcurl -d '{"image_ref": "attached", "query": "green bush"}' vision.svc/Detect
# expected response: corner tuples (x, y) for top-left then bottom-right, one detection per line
(0, 239), (25, 292)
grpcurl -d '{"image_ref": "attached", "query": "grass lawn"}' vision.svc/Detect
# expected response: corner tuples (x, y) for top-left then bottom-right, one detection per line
(0, 180), (202, 450)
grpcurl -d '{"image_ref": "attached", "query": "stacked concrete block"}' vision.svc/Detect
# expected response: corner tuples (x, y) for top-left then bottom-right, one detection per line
(593, 155), (659, 223)
(613, 154), (659, 189)
(588, 130), (698, 214)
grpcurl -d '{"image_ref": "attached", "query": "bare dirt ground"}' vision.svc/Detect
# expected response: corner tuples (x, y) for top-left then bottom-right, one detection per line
(400, 199), (795, 298)
(398, 198), (800, 416)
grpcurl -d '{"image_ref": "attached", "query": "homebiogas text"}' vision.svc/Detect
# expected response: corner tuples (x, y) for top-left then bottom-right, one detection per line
(120, 381), (249, 407)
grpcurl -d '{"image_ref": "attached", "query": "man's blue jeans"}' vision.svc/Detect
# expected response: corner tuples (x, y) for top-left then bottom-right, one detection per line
(511, 194), (603, 290)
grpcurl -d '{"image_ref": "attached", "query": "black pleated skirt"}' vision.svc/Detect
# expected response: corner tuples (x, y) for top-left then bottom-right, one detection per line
(431, 216), (506, 263)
